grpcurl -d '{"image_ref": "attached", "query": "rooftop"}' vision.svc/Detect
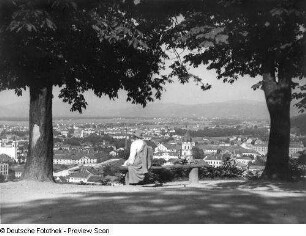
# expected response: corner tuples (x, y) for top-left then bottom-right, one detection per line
(235, 156), (253, 160)
(204, 154), (225, 161)
(68, 171), (91, 179)
(54, 152), (97, 160)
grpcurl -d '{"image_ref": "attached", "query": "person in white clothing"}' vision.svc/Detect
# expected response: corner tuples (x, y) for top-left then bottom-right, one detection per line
(122, 130), (152, 185)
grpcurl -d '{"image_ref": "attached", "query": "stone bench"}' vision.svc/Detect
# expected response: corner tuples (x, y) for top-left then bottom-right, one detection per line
(119, 164), (206, 185)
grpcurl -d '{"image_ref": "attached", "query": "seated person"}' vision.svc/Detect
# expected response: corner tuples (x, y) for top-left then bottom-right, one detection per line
(123, 130), (152, 185)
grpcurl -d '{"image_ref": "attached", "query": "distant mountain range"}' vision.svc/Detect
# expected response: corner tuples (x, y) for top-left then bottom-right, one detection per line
(0, 99), (301, 120)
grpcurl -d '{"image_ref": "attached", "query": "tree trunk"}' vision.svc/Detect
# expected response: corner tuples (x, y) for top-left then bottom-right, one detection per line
(261, 67), (292, 180)
(22, 85), (54, 182)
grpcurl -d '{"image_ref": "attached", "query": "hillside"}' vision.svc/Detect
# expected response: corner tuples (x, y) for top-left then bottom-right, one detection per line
(0, 99), (301, 120)
(0, 100), (270, 119)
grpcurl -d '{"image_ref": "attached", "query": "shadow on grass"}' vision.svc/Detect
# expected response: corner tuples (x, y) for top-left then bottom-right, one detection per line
(211, 179), (306, 192)
(2, 183), (306, 224)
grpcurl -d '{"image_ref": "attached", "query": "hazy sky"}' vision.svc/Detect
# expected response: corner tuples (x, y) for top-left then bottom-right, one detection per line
(0, 65), (265, 107)
(159, 66), (264, 104)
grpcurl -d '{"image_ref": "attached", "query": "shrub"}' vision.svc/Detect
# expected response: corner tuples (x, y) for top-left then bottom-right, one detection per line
(64, 138), (81, 146)
(143, 171), (161, 184)
(220, 163), (244, 178)
(168, 167), (190, 181)
(117, 149), (130, 160)
(298, 152), (306, 165)
(102, 159), (125, 176)
(99, 174), (125, 185)
(167, 158), (179, 164)
(8, 169), (16, 181)
(0, 174), (5, 183)
(173, 159), (188, 165)
(117, 163), (244, 185)
(100, 178), (112, 186)
(103, 165), (117, 176)
(199, 165), (243, 179)
(243, 170), (262, 180)
(117, 173), (126, 185)
(289, 159), (304, 180)
(143, 168), (173, 184)
(146, 164), (244, 184)
(152, 158), (166, 167)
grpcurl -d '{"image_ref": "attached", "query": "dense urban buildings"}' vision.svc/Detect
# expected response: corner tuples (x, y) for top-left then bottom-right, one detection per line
(0, 116), (305, 183)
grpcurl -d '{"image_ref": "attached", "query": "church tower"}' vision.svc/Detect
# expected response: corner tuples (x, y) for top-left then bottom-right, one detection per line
(181, 131), (195, 160)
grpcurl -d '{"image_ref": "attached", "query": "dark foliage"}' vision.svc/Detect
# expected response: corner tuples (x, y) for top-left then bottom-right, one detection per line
(0, 174), (5, 183)
(152, 158), (166, 167)
(192, 146), (205, 159)
(175, 127), (269, 139)
(7, 169), (16, 181)
(63, 138), (81, 146)
(143, 168), (174, 184)
(82, 134), (105, 146)
(291, 114), (306, 135)
(117, 149), (130, 160)
(252, 156), (267, 166)
(95, 154), (112, 163)
(298, 151), (306, 165)
(3, 130), (28, 138)
(53, 138), (62, 143)
(102, 159), (125, 176)
(143, 164), (244, 184)
(173, 159), (188, 165)
(199, 165), (243, 179)
(288, 159), (305, 180)
(0, 0), (170, 110)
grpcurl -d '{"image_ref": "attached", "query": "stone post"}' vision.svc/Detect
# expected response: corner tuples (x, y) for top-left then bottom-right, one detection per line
(189, 167), (199, 184)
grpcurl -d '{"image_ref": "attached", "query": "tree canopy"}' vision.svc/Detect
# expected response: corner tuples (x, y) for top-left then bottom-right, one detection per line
(0, 0), (176, 181)
(0, 0), (171, 111)
(166, 0), (305, 99)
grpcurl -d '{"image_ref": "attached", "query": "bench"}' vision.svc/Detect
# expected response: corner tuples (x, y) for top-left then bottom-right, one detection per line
(119, 164), (206, 185)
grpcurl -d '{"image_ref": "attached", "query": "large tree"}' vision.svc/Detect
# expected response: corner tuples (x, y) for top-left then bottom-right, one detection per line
(0, 0), (169, 181)
(166, 0), (306, 180)
(1, 0), (304, 181)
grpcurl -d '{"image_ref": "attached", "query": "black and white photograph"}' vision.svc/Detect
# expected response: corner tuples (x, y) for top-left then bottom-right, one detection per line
(0, 0), (305, 233)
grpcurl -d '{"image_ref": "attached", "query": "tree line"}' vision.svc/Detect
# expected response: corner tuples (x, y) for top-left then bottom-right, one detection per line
(175, 127), (269, 139)
(62, 134), (127, 149)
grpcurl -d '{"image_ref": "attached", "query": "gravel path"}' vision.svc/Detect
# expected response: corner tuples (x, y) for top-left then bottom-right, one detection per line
(1, 180), (305, 224)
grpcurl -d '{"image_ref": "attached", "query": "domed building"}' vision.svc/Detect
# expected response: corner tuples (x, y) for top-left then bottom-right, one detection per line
(181, 131), (195, 160)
